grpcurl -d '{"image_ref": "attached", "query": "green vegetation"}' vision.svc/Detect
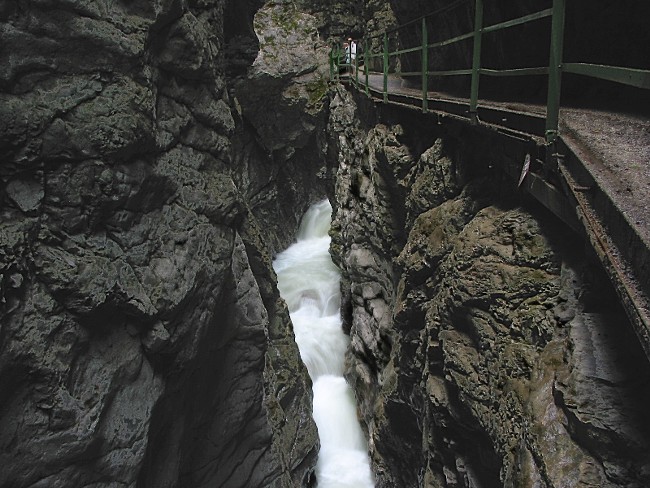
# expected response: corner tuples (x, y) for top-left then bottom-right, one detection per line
(270, 4), (300, 34)
(305, 76), (328, 109)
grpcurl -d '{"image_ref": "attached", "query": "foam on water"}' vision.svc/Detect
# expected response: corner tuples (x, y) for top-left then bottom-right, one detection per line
(273, 199), (374, 488)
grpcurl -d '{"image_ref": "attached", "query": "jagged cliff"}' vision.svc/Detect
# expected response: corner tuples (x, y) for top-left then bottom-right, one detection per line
(0, 1), (330, 486)
(327, 85), (650, 487)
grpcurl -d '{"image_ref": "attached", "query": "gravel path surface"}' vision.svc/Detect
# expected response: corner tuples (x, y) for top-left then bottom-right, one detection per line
(561, 109), (650, 245)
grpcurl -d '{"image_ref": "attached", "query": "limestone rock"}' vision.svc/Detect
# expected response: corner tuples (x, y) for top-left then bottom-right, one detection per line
(402, 139), (463, 226)
(235, 1), (330, 159)
(0, 0), (319, 486)
(328, 83), (650, 488)
(5, 179), (43, 213)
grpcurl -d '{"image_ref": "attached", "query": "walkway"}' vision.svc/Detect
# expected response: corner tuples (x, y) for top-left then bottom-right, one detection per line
(343, 69), (650, 360)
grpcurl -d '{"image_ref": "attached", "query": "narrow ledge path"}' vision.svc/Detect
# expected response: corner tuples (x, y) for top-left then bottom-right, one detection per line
(341, 70), (650, 361)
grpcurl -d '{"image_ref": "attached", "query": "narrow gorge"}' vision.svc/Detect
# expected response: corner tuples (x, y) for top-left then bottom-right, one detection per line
(274, 199), (373, 487)
(1, 1), (649, 488)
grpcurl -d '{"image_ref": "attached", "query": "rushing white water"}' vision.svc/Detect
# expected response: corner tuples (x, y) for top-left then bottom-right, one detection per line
(273, 199), (374, 488)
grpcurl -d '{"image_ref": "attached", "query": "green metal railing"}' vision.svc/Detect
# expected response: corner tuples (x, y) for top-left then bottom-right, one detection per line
(331, 0), (650, 144)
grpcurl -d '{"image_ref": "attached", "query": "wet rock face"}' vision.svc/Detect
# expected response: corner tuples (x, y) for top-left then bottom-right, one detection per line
(230, 0), (333, 253)
(0, 1), (318, 487)
(235, 1), (329, 161)
(295, 0), (365, 40)
(328, 87), (650, 487)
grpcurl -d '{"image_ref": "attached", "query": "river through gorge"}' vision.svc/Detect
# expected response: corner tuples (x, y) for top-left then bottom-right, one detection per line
(273, 199), (374, 488)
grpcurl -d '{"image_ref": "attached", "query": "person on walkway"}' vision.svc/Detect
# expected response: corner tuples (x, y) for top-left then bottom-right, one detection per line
(346, 37), (357, 74)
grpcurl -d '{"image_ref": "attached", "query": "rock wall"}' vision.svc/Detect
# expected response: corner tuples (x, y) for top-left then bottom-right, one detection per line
(327, 86), (650, 487)
(0, 1), (329, 486)
(231, 1), (332, 252)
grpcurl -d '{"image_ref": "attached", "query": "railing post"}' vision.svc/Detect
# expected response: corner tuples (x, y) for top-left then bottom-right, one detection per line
(421, 17), (428, 113)
(364, 38), (370, 96)
(383, 33), (389, 102)
(545, 0), (566, 144)
(333, 42), (339, 82)
(469, 0), (484, 123)
(355, 39), (359, 87)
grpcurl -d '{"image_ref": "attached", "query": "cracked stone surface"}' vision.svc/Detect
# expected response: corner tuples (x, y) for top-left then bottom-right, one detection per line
(0, 1), (321, 486)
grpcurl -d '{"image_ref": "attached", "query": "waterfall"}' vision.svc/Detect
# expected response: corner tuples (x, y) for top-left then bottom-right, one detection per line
(273, 199), (374, 488)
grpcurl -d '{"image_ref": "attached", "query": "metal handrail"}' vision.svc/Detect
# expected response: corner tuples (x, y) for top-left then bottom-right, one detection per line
(482, 8), (553, 34)
(331, 0), (650, 143)
(563, 63), (650, 90)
